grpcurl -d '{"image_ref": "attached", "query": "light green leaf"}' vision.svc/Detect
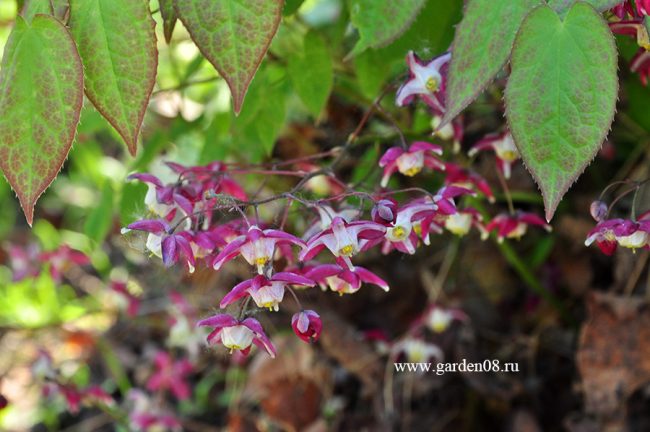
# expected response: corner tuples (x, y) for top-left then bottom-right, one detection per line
(69, 0), (158, 156)
(348, 0), (426, 56)
(84, 181), (114, 245)
(505, 3), (618, 220)
(175, 0), (283, 114)
(287, 32), (333, 118)
(441, 0), (541, 126)
(0, 15), (83, 225)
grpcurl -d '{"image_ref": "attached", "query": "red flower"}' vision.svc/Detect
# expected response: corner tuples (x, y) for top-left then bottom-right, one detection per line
(291, 310), (322, 343)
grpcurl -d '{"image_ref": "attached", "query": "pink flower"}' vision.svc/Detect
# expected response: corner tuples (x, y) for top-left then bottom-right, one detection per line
(443, 162), (495, 203)
(146, 352), (193, 400)
(110, 280), (140, 317)
(197, 314), (276, 358)
(469, 131), (519, 179)
(306, 264), (389, 295)
(299, 217), (386, 269)
(433, 185), (475, 216)
(421, 304), (468, 333)
(396, 50), (451, 113)
(432, 115), (464, 153)
(379, 141), (445, 187)
(291, 310), (322, 343)
(211, 225), (305, 274)
(302, 205), (359, 240)
(220, 272), (315, 311)
(382, 202), (439, 254)
(123, 220), (196, 272)
(371, 199), (398, 226)
(485, 212), (552, 243)
(585, 216), (650, 254)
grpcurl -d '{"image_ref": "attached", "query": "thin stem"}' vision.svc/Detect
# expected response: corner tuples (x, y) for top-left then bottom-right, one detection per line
(495, 167), (515, 215)
(286, 286), (302, 310)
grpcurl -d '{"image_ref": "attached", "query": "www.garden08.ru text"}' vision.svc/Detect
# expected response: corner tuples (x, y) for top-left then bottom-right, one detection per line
(394, 359), (520, 376)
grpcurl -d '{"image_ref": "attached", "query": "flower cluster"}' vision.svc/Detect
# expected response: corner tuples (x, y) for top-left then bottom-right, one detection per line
(585, 196), (650, 254)
(120, 49), (552, 361)
(610, 0), (650, 85)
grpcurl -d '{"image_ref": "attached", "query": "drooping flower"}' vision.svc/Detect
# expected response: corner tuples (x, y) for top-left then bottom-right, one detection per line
(432, 115), (464, 153)
(305, 264), (389, 295)
(589, 200), (609, 222)
(371, 198), (398, 226)
(211, 225), (305, 274)
(299, 217), (386, 269)
(422, 305), (468, 333)
(469, 131), (519, 179)
(291, 310), (323, 343)
(433, 185), (475, 216)
(395, 338), (444, 364)
(379, 141), (445, 187)
(443, 162), (495, 203)
(609, 3), (650, 85)
(396, 50), (451, 113)
(585, 216), (650, 254)
(122, 220), (196, 272)
(302, 205), (360, 241)
(146, 352), (193, 400)
(382, 201), (439, 254)
(220, 272), (315, 311)
(485, 212), (552, 243)
(443, 208), (486, 238)
(197, 314), (276, 358)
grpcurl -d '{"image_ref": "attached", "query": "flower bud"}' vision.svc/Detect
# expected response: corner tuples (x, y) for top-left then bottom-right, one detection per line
(589, 200), (608, 222)
(291, 310), (322, 343)
(371, 199), (397, 226)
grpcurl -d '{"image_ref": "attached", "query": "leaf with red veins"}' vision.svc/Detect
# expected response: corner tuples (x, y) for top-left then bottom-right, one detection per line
(69, 0), (158, 156)
(0, 15), (83, 225)
(174, 0), (283, 114)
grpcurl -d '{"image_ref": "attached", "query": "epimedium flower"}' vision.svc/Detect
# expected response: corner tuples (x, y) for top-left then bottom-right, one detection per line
(379, 141), (445, 187)
(421, 305), (468, 333)
(381, 201), (439, 254)
(146, 352), (193, 401)
(396, 50), (451, 113)
(122, 220), (196, 272)
(631, 49), (650, 86)
(444, 162), (495, 203)
(220, 272), (315, 311)
(485, 212), (552, 243)
(291, 310), (322, 343)
(469, 131), (520, 179)
(305, 263), (389, 295)
(431, 115), (464, 153)
(299, 217), (386, 270)
(303, 205), (360, 240)
(443, 208), (487, 238)
(197, 314), (276, 358)
(433, 185), (475, 216)
(394, 338), (444, 364)
(211, 225), (305, 274)
(585, 216), (650, 254)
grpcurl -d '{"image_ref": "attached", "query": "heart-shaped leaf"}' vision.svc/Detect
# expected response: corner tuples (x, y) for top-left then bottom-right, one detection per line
(69, 0), (158, 156)
(505, 3), (618, 221)
(175, 0), (283, 115)
(347, 0), (426, 57)
(0, 15), (83, 225)
(158, 0), (177, 43)
(441, 0), (541, 127)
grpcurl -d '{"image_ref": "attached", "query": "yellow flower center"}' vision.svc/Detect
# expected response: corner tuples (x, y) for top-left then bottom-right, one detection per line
(402, 166), (422, 177)
(425, 76), (439, 92)
(339, 245), (355, 256)
(500, 150), (518, 161)
(255, 256), (269, 266)
(392, 226), (407, 240)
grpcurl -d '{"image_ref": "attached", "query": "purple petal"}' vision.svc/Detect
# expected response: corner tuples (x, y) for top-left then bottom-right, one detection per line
(126, 219), (169, 234)
(272, 272), (315, 287)
(379, 147), (405, 167)
(354, 267), (389, 291)
(127, 173), (163, 187)
(211, 236), (247, 270)
(219, 279), (254, 308)
(197, 313), (238, 329)
(161, 236), (178, 267)
(305, 264), (343, 282)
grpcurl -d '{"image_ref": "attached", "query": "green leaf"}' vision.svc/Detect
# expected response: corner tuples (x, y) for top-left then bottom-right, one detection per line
(442, 0), (541, 126)
(175, 0), (283, 114)
(84, 181), (114, 245)
(287, 32), (333, 118)
(69, 0), (158, 156)
(20, 0), (51, 21)
(505, 3), (618, 221)
(347, 0), (426, 56)
(283, 0), (305, 16)
(158, 0), (176, 43)
(0, 15), (83, 225)
(547, 0), (624, 15)
(50, 0), (69, 20)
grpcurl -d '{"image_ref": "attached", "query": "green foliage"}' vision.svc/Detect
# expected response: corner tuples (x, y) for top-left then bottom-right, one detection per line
(69, 0), (157, 156)
(175, 0), (284, 114)
(505, 3), (618, 220)
(347, 0), (426, 56)
(442, 0), (541, 126)
(547, 0), (625, 14)
(287, 31), (333, 118)
(20, 0), (51, 21)
(84, 181), (114, 245)
(158, 0), (177, 43)
(0, 15), (83, 225)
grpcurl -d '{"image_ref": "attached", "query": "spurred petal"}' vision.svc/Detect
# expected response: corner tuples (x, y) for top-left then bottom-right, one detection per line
(197, 313), (238, 329)
(125, 219), (170, 234)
